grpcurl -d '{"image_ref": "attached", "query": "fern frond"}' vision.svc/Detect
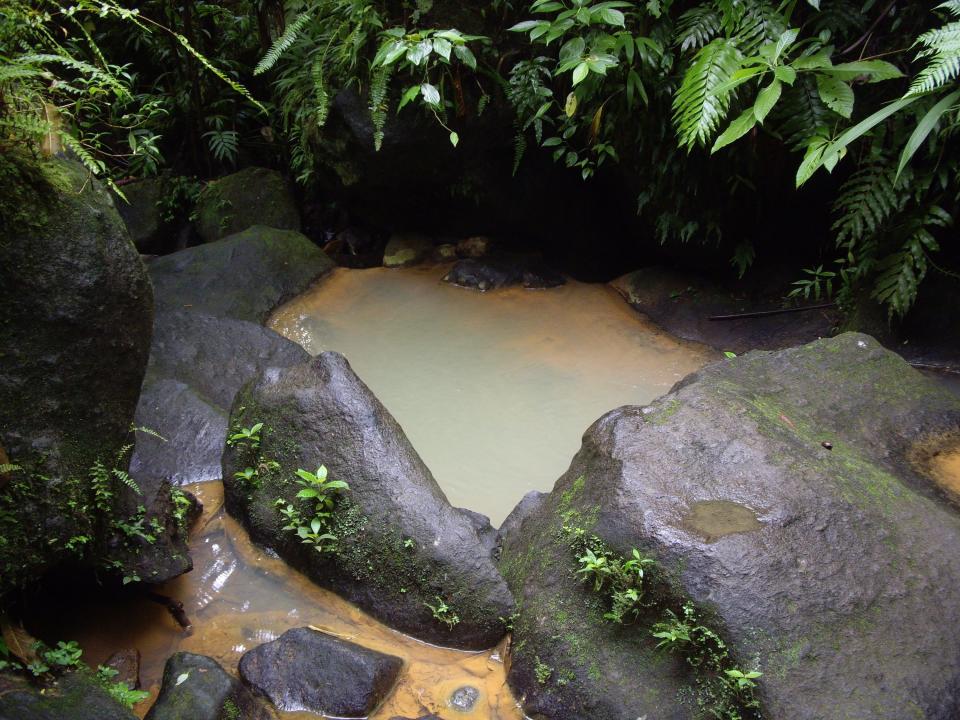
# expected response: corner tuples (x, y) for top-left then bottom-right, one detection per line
(112, 468), (141, 495)
(732, 0), (786, 55)
(774, 75), (833, 149)
(909, 20), (960, 95)
(174, 34), (267, 114)
(832, 163), (909, 248)
(59, 133), (107, 176)
(255, 12), (312, 76)
(939, 1), (960, 19)
(675, 6), (722, 52)
(368, 64), (392, 151)
(512, 130), (527, 175)
(673, 38), (742, 150)
(14, 53), (127, 98)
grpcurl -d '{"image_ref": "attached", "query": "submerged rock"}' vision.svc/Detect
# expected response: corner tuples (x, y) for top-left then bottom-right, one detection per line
(130, 310), (309, 486)
(223, 352), (514, 649)
(383, 232), (433, 268)
(149, 225), (333, 323)
(145, 652), (274, 720)
(0, 156), (187, 594)
(194, 167), (300, 243)
(448, 685), (480, 712)
(239, 627), (402, 717)
(0, 671), (137, 720)
(443, 256), (565, 292)
(500, 333), (960, 720)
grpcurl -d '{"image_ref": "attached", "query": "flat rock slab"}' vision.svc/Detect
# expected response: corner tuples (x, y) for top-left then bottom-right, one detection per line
(149, 225), (333, 323)
(500, 333), (960, 720)
(611, 266), (837, 354)
(223, 352), (514, 649)
(130, 310), (308, 486)
(145, 652), (274, 720)
(239, 627), (402, 717)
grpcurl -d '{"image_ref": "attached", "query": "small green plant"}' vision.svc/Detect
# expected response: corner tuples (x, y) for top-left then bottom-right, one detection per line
(534, 655), (553, 685)
(113, 506), (156, 544)
(276, 465), (350, 554)
(42, 640), (83, 669)
(95, 665), (150, 708)
(170, 487), (192, 528)
(425, 596), (460, 629)
(227, 423), (263, 451)
(576, 545), (654, 624)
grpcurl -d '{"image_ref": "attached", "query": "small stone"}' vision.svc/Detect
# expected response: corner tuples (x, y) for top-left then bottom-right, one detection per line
(104, 649), (141, 690)
(822, 441), (833, 450)
(448, 686), (480, 712)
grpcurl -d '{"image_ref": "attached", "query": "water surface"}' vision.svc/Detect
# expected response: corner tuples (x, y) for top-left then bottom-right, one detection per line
(269, 266), (713, 524)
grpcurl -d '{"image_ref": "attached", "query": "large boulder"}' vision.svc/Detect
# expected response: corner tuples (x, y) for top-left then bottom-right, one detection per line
(0, 671), (137, 720)
(383, 232), (433, 268)
(148, 226), (333, 323)
(144, 652), (274, 720)
(223, 352), (515, 649)
(194, 167), (300, 243)
(238, 627), (402, 717)
(499, 333), (960, 720)
(130, 310), (309, 486)
(0, 155), (188, 595)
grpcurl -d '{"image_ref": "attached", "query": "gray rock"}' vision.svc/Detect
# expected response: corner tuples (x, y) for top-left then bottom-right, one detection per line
(149, 225), (333, 323)
(239, 627), (402, 717)
(194, 167), (300, 243)
(130, 311), (309, 486)
(456, 236), (492, 259)
(145, 652), (273, 720)
(104, 649), (141, 690)
(384, 232), (433, 268)
(500, 333), (960, 720)
(0, 156), (179, 594)
(611, 266), (837, 354)
(0, 671), (137, 720)
(114, 177), (165, 252)
(448, 686), (480, 712)
(223, 352), (515, 649)
(443, 256), (565, 292)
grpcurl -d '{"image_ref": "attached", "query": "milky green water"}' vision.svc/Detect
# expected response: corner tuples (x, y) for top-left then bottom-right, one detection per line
(269, 266), (714, 525)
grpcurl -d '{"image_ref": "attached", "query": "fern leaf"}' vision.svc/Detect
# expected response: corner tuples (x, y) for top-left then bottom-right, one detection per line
(311, 55), (330, 129)
(174, 34), (267, 114)
(675, 6), (722, 51)
(774, 75), (833, 150)
(255, 12), (312, 76)
(733, 0), (786, 55)
(112, 468), (141, 495)
(832, 163), (908, 248)
(673, 38), (743, 150)
(368, 64), (392, 151)
(909, 20), (960, 95)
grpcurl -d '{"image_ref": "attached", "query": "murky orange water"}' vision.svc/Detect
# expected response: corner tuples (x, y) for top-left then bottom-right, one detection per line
(931, 450), (960, 497)
(31, 482), (525, 720)
(269, 266), (713, 524)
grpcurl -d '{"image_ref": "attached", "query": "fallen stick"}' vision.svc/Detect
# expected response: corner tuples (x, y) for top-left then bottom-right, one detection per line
(707, 302), (836, 321)
(146, 592), (192, 630)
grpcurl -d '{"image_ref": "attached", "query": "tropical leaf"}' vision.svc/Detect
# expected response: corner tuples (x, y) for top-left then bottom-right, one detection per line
(673, 38), (743, 150)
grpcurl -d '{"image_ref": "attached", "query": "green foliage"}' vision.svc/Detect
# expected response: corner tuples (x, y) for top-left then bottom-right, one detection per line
(275, 465), (350, 553)
(425, 595), (461, 629)
(533, 655), (553, 684)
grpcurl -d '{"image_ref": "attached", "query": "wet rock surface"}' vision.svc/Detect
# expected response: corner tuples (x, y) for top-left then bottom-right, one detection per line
(383, 232), (433, 268)
(0, 671), (137, 720)
(130, 310), (308, 486)
(114, 177), (167, 253)
(443, 256), (565, 292)
(149, 225), (333, 323)
(239, 627), (402, 717)
(448, 686), (480, 712)
(194, 167), (300, 243)
(611, 266), (837, 354)
(145, 652), (274, 720)
(500, 333), (960, 720)
(0, 158), (174, 592)
(223, 352), (515, 649)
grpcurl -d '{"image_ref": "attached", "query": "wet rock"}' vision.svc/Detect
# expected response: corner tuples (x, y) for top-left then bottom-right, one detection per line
(389, 715), (445, 720)
(114, 177), (166, 253)
(611, 266), (837, 354)
(145, 652), (273, 720)
(443, 256), (565, 292)
(383, 232), (433, 268)
(500, 333), (960, 720)
(239, 627), (402, 717)
(0, 156), (164, 595)
(223, 352), (515, 649)
(149, 225), (334, 323)
(0, 671), (137, 720)
(194, 167), (300, 243)
(448, 686), (480, 712)
(456, 236), (493, 259)
(130, 310), (309, 486)
(434, 243), (458, 262)
(104, 649), (141, 690)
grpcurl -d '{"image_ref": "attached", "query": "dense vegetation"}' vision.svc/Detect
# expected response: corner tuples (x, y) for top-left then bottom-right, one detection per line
(2, 1), (959, 319)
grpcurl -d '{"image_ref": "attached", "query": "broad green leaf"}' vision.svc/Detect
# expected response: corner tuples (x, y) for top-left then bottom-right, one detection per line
(311, 518), (322, 534)
(433, 37), (452, 61)
(792, 48), (833, 70)
(407, 39), (433, 66)
(806, 0), (820, 8)
(816, 75), (854, 118)
(453, 44), (477, 70)
(773, 28), (800, 63)
(559, 37), (585, 61)
(597, 8), (625, 26)
(508, 20), (546, 32)
(420, 83), (441, 106)
(754, 80), (782, 123)
(449, 131), (459, 147)
(296, 488), (319, 499)
(897, 89), (960, 178)
(565, 91), (578, 116)
(774, 65), (797, 85)
(398, 84), (420, 111)
(325, 480), (349, 490)
(827, 61), (903, 83)
(712, 108), (757, 153)
(572, 61), (590, 85)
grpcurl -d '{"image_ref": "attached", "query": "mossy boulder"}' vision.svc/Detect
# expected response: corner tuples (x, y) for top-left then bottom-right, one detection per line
(149, 225), (333, 323)
(222, 352), (515, 649)
(499, 333), (960, 720)
(238, 627), (403, 717)
(0, 670), (137, 720)
(383, 232), (433, 268)
(113, 177), (166, 253)
(194, 167), (300, 243)
(130, 310), (309, 486)
(144, 652), (274, 720)
(0, 156), (182, 596)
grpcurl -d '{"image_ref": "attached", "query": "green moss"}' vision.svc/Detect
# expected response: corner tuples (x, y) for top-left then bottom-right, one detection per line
(648, 398), (681, 425)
